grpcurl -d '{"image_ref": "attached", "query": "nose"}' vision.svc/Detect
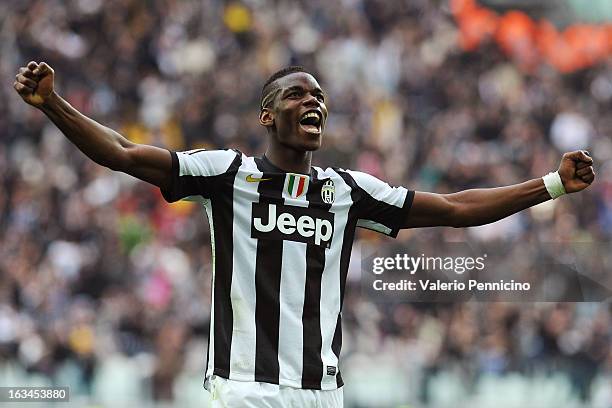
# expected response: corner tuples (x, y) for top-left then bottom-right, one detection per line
(303, 92), (320, 107)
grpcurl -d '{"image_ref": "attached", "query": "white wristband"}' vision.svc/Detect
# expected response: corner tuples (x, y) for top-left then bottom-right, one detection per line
(542, 171), (566, 199)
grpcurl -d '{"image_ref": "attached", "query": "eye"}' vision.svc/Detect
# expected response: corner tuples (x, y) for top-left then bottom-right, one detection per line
(316, 94), (325, 102)
(288, 90), (302, 98)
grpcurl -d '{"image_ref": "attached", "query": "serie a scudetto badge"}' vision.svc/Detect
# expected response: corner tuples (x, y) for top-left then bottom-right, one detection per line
(286, 174), (309, 198)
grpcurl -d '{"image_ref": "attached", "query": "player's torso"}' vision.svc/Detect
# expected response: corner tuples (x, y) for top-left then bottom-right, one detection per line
(204, 156), (353, 389)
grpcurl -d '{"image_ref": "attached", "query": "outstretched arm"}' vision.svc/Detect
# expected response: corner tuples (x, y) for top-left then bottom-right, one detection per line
(13, 61), (172, 190)
(403, 151), (595, 228)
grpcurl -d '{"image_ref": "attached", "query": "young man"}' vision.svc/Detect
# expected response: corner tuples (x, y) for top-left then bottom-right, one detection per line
(14, 62), (594, 407)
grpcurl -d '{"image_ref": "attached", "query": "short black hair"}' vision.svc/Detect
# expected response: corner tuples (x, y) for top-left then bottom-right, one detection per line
(260, 66), (312, 109)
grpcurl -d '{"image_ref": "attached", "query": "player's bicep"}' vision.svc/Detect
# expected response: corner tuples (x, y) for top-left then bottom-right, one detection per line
(159, 149), (241, 203)
(401, 191), (457, 228)
(347, 170), (414, 237)
(122, 143), (173, 190)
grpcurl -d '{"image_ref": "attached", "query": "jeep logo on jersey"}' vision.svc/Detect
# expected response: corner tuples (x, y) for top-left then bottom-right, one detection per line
(321, 179), (335, 204)
(251, 203), (334, 248)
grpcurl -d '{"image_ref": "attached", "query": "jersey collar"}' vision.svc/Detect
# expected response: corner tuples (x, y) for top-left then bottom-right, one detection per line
(261, 155), (316, 179)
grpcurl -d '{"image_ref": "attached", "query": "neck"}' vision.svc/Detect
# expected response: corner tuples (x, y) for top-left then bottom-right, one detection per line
(265, 143), (312, 174)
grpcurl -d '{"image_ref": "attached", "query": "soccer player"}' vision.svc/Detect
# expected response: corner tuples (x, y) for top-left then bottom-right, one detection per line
(14, 62), (595, 407)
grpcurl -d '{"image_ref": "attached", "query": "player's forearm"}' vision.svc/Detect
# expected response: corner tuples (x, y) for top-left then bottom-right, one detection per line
(40, 92), (131, 170)
(447, 178), (550, 227)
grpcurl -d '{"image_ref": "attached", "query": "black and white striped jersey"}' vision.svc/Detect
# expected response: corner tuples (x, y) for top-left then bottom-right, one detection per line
(161, 148), (414, 390)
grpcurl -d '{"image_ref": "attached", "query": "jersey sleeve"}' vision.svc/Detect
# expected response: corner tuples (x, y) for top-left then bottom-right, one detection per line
(347, 170), (415, 238)
(160, 148), (240, 203)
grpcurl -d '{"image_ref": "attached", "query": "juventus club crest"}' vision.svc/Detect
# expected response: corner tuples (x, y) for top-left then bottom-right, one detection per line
(321, 179), (335, 204)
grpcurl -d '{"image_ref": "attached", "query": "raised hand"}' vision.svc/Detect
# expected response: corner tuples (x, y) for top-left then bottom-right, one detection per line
(13, 61), (55, 108)
(558, 150), (595, 193)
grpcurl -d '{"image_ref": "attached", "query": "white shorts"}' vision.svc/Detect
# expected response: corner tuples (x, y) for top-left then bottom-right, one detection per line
(209, 375), (344, 408)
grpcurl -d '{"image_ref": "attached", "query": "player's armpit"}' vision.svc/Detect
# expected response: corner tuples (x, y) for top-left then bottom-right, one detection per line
(401, 191), (457, 228)
(117, 142), (173, 191)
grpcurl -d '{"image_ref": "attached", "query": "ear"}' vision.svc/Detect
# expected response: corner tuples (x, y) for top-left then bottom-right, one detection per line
(259, 108), (274, 128)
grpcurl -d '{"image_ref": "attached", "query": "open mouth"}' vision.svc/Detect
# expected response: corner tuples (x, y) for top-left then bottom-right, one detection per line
(299, 110), (322, 134)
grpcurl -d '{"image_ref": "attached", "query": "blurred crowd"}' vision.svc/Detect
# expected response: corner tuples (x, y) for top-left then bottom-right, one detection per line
(0, 0), (611, 406)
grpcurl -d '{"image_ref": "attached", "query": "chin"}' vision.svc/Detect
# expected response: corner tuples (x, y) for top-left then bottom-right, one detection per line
(301, 135), (322, 151)
(278, 128), (323, 151)
(303, 143), (321, 151)
(298, 128), (323, 151)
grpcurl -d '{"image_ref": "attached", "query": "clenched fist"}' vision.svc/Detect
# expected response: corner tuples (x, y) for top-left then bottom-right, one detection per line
(13, 61), (55, 108)
(558, 150), (595, 193)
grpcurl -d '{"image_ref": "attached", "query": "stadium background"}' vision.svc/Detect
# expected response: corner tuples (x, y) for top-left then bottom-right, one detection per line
(1, 0), (611, 406)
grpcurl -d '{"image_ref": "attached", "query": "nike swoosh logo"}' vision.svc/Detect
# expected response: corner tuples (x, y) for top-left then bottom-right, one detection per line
(246, 174), (272, 182)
